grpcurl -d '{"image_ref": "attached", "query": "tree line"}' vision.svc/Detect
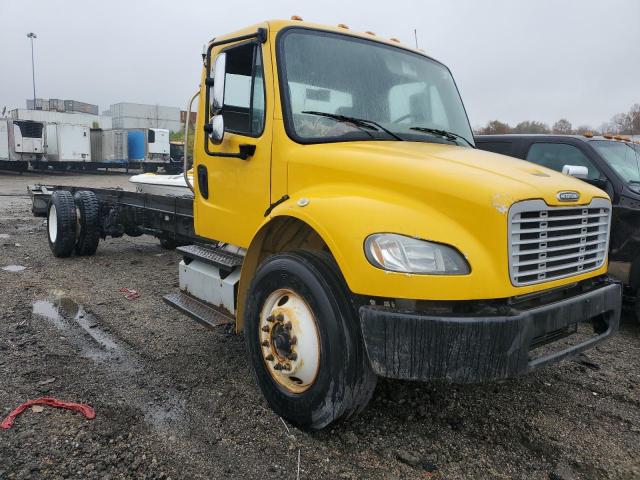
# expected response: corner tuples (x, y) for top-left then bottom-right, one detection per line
(475, 103), (640, 136)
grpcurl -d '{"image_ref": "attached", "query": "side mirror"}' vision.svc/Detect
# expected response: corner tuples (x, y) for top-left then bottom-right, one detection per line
(562, 165), (588, 179)
(207, 52), (227, 145)
(211, 53), (226, 114)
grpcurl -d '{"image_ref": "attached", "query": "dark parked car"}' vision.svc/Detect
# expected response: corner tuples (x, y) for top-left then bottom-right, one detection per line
(477, 134), (640, 316)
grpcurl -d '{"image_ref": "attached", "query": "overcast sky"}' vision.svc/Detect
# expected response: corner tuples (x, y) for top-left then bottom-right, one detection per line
(1, 0), (638, 129)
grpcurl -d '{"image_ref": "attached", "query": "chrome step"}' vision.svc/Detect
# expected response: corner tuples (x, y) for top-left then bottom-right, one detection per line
(176, 244), (244, 270)
(163, 291), (234, 328)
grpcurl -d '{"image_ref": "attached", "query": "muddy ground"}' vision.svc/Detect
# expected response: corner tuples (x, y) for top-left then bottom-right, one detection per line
(1, 171), (639, 480)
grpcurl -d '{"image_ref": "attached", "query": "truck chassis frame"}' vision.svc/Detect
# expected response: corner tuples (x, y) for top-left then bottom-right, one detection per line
(29, 184), (196, 247)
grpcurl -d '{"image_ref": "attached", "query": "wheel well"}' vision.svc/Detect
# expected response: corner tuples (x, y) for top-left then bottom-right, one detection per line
(235, 216), (330, 331)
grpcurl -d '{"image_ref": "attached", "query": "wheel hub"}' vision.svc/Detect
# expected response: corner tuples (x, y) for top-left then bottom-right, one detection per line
(259, 289), (320, 393)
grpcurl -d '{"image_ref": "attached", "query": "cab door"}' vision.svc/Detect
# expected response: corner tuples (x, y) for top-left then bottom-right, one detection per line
(195, 37), (272, 248)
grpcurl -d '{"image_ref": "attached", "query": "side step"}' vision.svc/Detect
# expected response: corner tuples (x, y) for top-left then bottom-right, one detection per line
(163, 291), (234, 329)
(176, 244), (243, 270)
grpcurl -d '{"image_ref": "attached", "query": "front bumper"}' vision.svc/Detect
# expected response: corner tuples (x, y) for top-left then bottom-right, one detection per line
(359, 281), (621, 383)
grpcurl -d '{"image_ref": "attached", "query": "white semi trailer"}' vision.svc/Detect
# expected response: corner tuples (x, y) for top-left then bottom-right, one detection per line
(42, 123), (91, 170)
(0, 119), (44, 171)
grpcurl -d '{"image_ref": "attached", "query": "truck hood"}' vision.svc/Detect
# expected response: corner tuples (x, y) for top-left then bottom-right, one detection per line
(288, 141), (608, 209)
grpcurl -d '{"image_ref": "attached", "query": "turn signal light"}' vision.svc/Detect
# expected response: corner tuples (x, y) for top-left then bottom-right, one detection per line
(583, 131), (594, 138)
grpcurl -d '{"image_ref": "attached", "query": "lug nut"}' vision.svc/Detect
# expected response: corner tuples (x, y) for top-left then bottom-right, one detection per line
(261, 340), (269, 347)
(283, 363), (292, 371)
(285, 322), (292, 330)
(265, 354), (274, 361)
(274, 363), (283, 371)
(287, 352), (297, 361)
(261, 325), (270, 332)
(275, 313), (284, 322)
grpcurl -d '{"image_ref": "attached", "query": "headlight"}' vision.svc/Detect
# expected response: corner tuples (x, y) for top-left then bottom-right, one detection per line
(364, 233), (470, 274)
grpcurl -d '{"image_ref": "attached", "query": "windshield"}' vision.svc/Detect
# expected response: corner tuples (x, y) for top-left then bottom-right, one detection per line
(278, 29), (474, 147)
(590, 140), (640, 184)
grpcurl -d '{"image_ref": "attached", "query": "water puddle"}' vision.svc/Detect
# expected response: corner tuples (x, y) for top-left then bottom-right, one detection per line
(32, 295), (139, 369)
(2, 264), (26, 272)
(31, 293), (185, 432)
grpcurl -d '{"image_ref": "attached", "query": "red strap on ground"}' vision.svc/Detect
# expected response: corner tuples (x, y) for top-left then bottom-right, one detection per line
(1, 397), (96, 430)
(118, 287), (140, 300)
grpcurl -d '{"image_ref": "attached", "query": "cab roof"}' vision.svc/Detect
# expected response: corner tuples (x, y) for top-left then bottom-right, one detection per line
(210, 18), (431, 59)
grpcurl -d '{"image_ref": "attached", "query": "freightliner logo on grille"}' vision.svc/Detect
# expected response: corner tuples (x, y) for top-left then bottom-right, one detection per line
(557, 191), (580, 202)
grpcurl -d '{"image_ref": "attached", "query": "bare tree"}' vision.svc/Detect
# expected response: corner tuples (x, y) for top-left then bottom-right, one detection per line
(552, 119), (573, 134)
(611, 113), (632, 134)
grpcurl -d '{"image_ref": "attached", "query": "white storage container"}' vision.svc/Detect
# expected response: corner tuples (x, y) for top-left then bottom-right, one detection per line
(45, 124), (91, 163)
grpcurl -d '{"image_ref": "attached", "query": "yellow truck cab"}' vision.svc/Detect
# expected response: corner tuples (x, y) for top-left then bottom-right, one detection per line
(172, 19), (622, 430)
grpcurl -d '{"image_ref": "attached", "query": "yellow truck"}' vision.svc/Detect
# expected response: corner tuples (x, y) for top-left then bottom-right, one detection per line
(40, 19), (621, 430)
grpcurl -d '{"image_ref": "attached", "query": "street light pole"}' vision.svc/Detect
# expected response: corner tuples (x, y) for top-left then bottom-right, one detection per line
(26, 32), (37, 109)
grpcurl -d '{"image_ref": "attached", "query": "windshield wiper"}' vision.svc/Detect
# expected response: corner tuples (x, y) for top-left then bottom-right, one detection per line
(409, 127), (474, 148)
(301, 111), (404, 141)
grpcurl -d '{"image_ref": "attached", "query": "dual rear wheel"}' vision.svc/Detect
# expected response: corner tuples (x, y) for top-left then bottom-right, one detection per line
(47, 190), (100, 258)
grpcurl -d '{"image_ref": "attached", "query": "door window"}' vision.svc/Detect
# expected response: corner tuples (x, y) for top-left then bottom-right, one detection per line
(526, 143), (601, 179)
(221, 43), (266, 137)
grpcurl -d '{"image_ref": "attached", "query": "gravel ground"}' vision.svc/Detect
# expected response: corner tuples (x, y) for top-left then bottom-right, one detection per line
(1, 171), (640, 480)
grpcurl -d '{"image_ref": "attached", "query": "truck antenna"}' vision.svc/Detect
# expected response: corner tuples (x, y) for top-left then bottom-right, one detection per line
(414, 29), (418, 49)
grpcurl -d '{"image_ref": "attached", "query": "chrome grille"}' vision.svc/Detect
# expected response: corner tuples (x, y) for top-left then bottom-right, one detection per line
(508, 198), (611, 286)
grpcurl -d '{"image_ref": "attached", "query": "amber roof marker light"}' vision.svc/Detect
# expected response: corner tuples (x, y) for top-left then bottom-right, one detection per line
(290, 15), (303, 21)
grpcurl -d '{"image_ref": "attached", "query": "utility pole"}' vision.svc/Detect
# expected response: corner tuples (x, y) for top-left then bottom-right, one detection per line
(26, 32), (37, 109)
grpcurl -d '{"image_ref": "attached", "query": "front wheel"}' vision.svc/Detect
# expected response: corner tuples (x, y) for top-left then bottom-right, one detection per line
(244, 251), (377, 431)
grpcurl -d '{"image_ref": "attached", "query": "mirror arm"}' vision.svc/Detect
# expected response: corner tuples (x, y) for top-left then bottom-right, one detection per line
(202, 126), (256, 160)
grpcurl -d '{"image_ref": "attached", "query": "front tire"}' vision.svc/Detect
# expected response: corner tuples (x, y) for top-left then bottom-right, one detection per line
(245, 250), (377, 431)
(47, 191), (77, 258)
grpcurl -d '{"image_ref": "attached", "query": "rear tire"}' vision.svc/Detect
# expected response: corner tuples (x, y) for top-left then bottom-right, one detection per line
(245, 250), (377, 431)
(74, 191), (100, 256)
(47, 191), (77, 258)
